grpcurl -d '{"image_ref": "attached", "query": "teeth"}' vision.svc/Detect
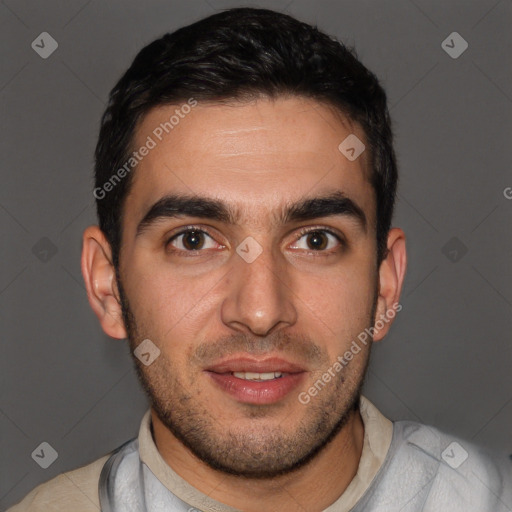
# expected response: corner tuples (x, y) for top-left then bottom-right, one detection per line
(232, 371), (283, 381)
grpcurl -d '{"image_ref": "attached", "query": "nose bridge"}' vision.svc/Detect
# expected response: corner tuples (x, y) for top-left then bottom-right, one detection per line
(239, 242), (282, 300)
(220, 239), (297, 335)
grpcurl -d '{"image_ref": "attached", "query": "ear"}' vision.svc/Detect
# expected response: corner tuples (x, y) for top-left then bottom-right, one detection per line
(373, 228), (407, 342)
(81, 225), (127, 339)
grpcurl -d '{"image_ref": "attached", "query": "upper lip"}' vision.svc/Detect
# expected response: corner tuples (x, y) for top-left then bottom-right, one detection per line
(205, 356), (306, 374)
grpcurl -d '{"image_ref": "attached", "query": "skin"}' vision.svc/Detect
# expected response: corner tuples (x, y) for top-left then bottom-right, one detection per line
(82, 96), (406, 511)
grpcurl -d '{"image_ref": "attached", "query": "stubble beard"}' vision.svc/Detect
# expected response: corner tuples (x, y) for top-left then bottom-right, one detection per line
(116, 274), (376, 479)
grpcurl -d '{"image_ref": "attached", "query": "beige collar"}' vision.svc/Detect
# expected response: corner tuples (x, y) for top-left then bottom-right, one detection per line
(138, 396), (393, 511)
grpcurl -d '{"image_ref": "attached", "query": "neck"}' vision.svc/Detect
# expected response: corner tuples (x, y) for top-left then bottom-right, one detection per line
(151, 408), (365, 512)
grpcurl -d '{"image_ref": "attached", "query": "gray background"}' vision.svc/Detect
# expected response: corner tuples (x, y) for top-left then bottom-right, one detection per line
(1, 0), (511, 509)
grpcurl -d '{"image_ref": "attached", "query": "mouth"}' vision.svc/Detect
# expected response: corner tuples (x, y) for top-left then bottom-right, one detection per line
(231, 371), (285, 381)
(205, 357), (307, 405)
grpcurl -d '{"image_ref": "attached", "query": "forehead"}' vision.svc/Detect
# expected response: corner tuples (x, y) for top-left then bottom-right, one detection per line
(124, 96), (375, 227)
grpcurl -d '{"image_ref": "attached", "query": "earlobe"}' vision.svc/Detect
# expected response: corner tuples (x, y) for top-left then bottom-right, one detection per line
(81, 226), (127, 339)
(373, 228), (407, 342)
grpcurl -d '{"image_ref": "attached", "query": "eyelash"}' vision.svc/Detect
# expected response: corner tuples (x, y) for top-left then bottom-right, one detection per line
(165, 225), (345, 255)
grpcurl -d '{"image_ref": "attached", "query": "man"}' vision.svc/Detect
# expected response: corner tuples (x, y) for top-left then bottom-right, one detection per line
(9, 7), (511, 512)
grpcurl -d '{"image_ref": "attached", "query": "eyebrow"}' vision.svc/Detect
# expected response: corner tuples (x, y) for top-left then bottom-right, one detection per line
(135, 191), (367, 237)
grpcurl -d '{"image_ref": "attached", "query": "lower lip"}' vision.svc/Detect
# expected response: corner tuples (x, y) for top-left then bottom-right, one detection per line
(206, 372), (306, 405)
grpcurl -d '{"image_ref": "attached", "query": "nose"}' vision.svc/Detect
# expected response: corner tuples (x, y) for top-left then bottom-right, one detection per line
(220, 243), (298, 336)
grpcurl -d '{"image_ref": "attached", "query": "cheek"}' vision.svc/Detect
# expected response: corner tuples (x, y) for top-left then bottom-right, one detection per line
(126, 259), (221, 343)
(293, 260), (376, 346)
(298, 275), (373, 318)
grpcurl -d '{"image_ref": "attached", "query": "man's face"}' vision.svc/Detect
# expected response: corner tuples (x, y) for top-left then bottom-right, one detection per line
(117, 97), (379, 477)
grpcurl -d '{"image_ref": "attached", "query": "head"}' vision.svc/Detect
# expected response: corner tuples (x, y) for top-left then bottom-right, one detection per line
(82, 7), (406, 478)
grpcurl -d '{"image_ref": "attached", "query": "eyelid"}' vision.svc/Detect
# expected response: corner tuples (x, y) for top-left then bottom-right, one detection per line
(293, 225), (345, 243)
(166, 224), (215, 240)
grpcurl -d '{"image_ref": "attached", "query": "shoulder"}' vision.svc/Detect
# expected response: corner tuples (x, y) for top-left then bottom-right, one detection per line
(393, 420), (512, 510)
(6, 454), (109, 512)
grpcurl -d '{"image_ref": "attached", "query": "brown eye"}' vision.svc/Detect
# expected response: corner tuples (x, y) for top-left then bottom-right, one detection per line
(290, 229), (342, 252)
(182, 230), (205, 250)
(167, 228), (219, 252)
(305, 231), (328, 250)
